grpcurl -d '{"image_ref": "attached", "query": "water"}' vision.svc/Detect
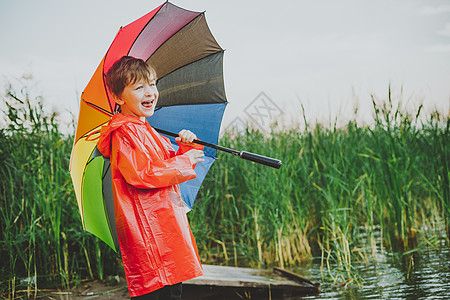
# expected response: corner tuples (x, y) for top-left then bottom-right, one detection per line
(292, 239), (450, 299)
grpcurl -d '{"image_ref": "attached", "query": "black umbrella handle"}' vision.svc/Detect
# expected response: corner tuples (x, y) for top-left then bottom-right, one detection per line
(238, 151), (282, 169)
(154, 128), (282, 169)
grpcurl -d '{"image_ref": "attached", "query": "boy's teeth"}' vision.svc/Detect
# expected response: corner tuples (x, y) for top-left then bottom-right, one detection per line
(142, 100), (153, 108)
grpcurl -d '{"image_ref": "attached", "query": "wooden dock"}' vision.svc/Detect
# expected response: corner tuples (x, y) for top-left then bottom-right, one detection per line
(182, 264), (320, 299)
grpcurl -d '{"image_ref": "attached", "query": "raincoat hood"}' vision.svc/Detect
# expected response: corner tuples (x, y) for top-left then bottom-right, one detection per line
(97, 114), (145, 158)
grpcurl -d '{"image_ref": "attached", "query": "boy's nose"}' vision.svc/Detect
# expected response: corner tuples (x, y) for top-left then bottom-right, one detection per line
(145, 85), (158, 96)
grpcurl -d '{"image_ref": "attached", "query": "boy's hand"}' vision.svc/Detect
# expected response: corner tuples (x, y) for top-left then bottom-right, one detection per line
(185, 149), (205, 165)
(176, 129), (197, 144)
(176, 130), (204, 165)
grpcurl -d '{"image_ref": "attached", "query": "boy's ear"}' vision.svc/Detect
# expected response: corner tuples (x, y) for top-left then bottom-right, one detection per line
(113, 95), (124, 106)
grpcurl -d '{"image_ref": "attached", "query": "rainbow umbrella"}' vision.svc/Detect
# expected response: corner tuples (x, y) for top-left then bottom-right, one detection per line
(70, 2), (281, 253)
(70, 1), (228, 252)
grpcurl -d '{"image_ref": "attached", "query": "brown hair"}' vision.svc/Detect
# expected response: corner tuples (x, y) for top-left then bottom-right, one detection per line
(105, 56), (157, 97)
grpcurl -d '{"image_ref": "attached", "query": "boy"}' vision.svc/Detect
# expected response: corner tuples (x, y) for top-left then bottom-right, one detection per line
(97, 56), (204, 299)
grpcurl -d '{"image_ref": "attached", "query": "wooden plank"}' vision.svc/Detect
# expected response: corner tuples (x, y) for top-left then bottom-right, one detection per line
(273, 267), (320, 287)
(184, 264), (320, 293)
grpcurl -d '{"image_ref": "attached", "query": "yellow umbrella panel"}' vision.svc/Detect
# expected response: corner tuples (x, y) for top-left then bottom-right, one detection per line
(69, 56), (118, 251)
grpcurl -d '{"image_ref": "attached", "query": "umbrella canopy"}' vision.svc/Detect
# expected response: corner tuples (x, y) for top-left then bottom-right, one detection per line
(70, 1), (226, 252)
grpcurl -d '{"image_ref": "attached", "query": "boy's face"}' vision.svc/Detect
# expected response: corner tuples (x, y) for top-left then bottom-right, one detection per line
(115, 76), (159, 121)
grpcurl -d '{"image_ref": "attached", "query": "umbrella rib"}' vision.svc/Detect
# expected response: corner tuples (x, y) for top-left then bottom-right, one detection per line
(84, 101), (113, 117)
(158, 75), (224, 99)
(155, 100), (228, 109)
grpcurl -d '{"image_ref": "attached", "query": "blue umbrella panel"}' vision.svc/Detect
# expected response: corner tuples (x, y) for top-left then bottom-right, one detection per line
(147, 51), (227, 209)
(148, 102), (226, 209)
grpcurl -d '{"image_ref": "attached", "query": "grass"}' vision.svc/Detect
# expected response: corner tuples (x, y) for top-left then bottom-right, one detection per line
(0, 80), (448, 297)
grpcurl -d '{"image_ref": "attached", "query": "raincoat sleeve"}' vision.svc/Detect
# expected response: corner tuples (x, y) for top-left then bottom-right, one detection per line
(176, 139), (204, 154)
(175, 138), (204, 169)
(112, 128), (197, 190)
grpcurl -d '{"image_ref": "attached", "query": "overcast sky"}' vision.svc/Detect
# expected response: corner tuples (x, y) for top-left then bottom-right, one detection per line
(1, 0), (449, 132)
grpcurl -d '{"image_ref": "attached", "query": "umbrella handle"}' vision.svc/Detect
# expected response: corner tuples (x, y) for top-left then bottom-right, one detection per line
(154, 128), (282, 169)
(238, 151), (282, 169)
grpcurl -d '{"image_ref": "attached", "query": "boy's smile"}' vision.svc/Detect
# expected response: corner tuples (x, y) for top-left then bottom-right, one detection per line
(115, 78), (159, 121)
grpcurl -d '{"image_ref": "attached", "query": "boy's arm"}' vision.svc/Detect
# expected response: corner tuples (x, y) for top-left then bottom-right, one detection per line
(113, 129), (196, 189)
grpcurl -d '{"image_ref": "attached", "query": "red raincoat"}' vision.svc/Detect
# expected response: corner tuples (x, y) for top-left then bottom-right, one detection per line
(97, 113), (203, 297)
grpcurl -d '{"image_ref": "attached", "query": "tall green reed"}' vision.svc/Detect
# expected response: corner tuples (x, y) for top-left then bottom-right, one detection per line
(189, 88), (449, 284)
(0, 79), (118, 298)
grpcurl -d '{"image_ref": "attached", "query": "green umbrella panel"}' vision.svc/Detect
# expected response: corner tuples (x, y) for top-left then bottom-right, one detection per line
(82, 153), (120, 254)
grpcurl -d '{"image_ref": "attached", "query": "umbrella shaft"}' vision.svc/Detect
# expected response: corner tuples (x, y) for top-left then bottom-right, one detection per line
(153, 128), (240, 155)
(154, 128), (281, 169)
